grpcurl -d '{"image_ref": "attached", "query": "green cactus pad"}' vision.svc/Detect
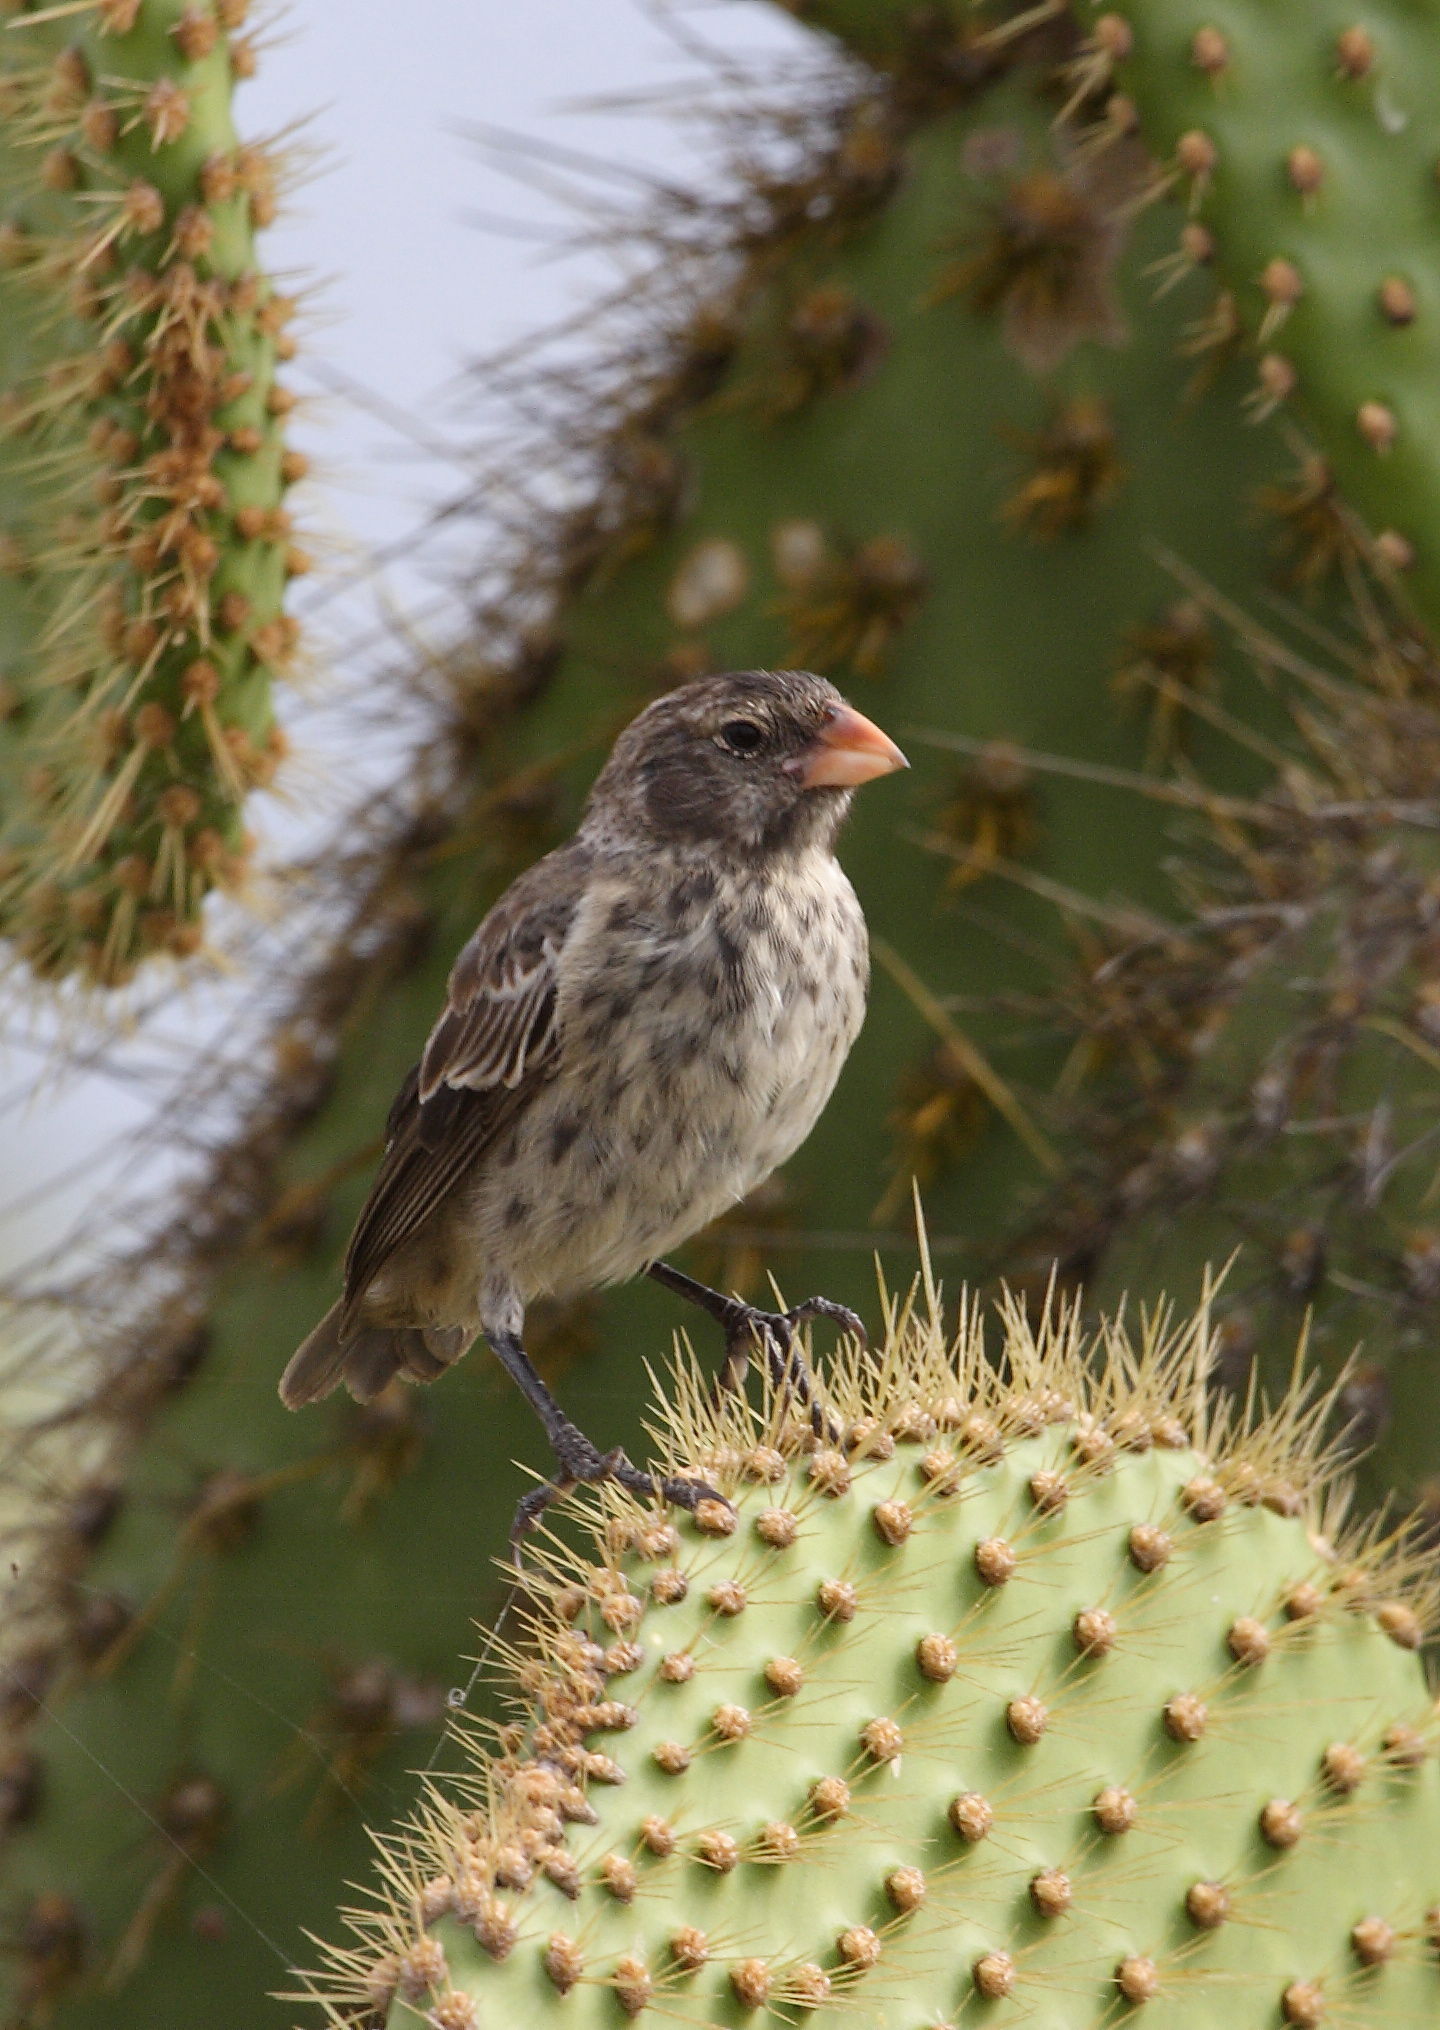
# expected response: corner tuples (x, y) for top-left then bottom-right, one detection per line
(1101, 0), (1440, 633)
(295, 1287), (1440, 2029)
(0, 0), (302, 984)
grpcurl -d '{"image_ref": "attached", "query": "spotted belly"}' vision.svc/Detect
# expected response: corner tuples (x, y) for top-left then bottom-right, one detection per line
(464, 867), (867, 1306)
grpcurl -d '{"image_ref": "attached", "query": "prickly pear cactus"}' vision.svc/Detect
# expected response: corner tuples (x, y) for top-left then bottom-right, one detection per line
(296, 1289), (1440, 2029)
(0, 0), (302, 984)
(784, 0), (1440, 636)
(6, 9), (1440, 2027)
(0, 64), (1316, 2027)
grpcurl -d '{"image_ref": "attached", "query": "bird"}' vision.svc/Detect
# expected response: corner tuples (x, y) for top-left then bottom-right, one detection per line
(279, 668), (907, 1535)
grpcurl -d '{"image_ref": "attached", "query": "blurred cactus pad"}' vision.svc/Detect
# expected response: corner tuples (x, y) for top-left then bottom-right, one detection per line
(296, 1289), (1440, 2030)
(0, 0), (303, 984)
(5, 1), (1440, 2025)
(780, 0), (1440, 626)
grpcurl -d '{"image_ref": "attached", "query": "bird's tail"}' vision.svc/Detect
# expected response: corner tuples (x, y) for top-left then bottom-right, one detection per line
(278, 1301), (470, 1408)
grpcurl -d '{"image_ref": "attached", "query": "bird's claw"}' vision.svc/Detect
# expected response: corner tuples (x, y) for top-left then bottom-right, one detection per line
(724, 1294), (864, 1440)
(788, 1295), (868, 1347)
(653, 1471), (729, 1515)
(510, 1422), (733, 1556)
(549, 1423), (617, 1485)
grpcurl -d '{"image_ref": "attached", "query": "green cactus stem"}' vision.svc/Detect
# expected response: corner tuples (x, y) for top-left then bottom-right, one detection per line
(0, 0), (303, 985)
(293, 1280), (1440, 2029)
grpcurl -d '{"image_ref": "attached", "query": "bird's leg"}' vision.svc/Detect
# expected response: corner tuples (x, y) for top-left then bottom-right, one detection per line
(646, 1261), (863, 1434)
(486, 1328), (727, 1552)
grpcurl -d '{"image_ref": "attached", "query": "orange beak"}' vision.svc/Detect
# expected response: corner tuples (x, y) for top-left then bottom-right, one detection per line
(793, 702), (909, 790)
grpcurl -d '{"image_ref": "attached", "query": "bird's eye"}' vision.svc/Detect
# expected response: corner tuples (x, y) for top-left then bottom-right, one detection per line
(719, 719), (765, 755)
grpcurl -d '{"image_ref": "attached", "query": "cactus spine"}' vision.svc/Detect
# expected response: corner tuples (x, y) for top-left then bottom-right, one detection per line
(0, 0), (302, 984)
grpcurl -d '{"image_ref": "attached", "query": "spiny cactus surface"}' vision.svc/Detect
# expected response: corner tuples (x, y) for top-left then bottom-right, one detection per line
(1107, 0), (1440, 632)
(297, 1287), (1440, 2030)
(0, 0), (302, 984)
(783, 0), (1440, 635)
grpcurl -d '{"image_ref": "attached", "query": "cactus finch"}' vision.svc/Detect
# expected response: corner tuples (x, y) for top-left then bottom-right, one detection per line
(280, 669), (906, 1535)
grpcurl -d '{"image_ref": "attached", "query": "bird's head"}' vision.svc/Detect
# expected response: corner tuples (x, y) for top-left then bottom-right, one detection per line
(584, 669), (908, 859)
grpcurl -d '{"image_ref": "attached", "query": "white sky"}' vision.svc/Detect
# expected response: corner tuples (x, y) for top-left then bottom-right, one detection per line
(250, 0), (810, 601)
(0, 0), (814, 1279)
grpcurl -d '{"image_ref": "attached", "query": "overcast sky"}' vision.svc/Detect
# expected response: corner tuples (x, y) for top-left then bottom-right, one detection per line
(248, 0), (809, 600)
(1, 0), (815, 1277)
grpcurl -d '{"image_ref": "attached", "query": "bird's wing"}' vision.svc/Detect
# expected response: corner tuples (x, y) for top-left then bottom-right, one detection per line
(417, 917), (561, 1103)
(339, 847), (586, 1318)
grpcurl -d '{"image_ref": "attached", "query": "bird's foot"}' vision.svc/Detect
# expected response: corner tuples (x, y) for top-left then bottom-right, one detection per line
(510, 1419), (729, 1555)
(721, 1295), (865, 1439)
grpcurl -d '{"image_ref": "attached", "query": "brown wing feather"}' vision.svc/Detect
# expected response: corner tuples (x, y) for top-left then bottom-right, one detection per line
(340, 1082), (530, 1313)
(339, 844), (587, 1319)
(419, 941), (559, 1098)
